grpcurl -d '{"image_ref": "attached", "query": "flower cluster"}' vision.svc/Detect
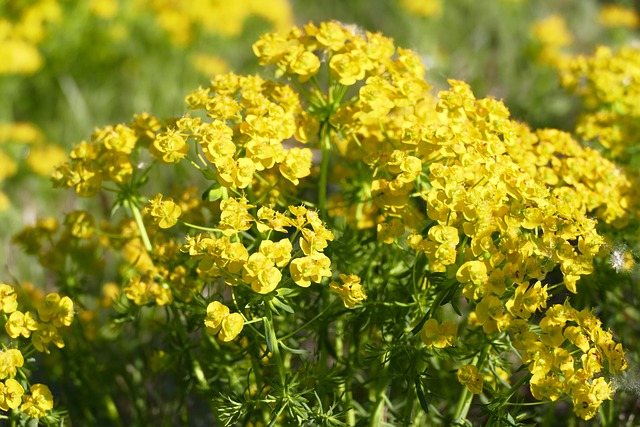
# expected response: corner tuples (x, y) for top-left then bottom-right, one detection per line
(52, 124), (140, 197)
(396, 79), (626, 417)
(183, 73), (315, 192)
(505, 127), (637, 228)
(4, 287), (74, 353)
(13, 18), (633, 425)
(559, 45), (640, 161)
(204, 301), (244, 342)
(181, 201), (351, 296)
(514, 301), (626, 419)
(0, 283), (66, 419)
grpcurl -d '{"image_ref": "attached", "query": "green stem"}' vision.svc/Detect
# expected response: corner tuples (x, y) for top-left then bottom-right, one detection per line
(318, 124), (332, 217)
(452, 386), (472, 423)
(332, 318), (357, 425)
(170, 305), (209, 390)
(180, 220), (223, 233)
(369, 350), (390, 427)
(264, 308), (286, 387)
(280, 299), (337, 340)
(126, 199), (153, 253)
(102, 394), (124, 427)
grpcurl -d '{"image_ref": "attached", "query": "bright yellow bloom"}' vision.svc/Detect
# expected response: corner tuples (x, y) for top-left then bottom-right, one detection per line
(204, 301), (243, 341)
(419, 318), (457, 349)
(289, 252), (332, 287)
(89, 0), (119, 18)
(152, 128), (190, 163)
(146, 194), (183, 229)
(204, 301), (229, 336)
(259, 239), (293, 268)
(457, 365), (483, 394)
(329, 274), (367, 308)
(219, 197), (255, 235)
(31, 323), (65, 353)
(279, 147), (312, 185)
(20, 384), (53, 418)
(242, 253), (282, 294)
(0, 284), (18, 314)
(530, 373), (562, 401)
(218, 313), (244, 342)
(456, 261), (488, 287)
(39, 294), (74, 328)
(5, 311), (38, 339)
(0, 379), (24, 411)
(0, 349), (24, 380)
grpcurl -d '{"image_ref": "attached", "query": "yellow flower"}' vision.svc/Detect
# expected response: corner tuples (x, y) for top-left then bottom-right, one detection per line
(457, 364), (483, 394)
(564, 326), (590, 353)
(89, 0), (119, 18)
(0, 151), (17, 181)
(329, 51), (368, 86)
(313, 21), (348, 51)
(95, 124), (137, 154)
(0, 284), (18, 314)
(20, 384), (53, 418)
(31, 323), (65, 353)
(530, 373), (562, 401)
(0, 379), (24, 411)
(46, 294), (74, 328)
(289, 252), (332, 287)
(531, 15), (573, 48)
(279, 147), (312, 185)
(204, 302), (243, 341)
(146, 194), (183, 229)
(5, 311), (38, 339)
(64, 210), (95, 239)
(204, 301), (229, 336)
(376, 218), (405, 244)
(329, 274), (367, 308)
(259, 239), (293, 268)
(242, 253), (282, 294)
(287, 48), (321, 82)
(456, 261), (488, 287)
(218, 313), (244, 342)
(0, 349), (24, 379)
(219, 197), (255, 235)
(419, 318), (457, 349)
(0, 39), (42, 74)
(474, 295), (504, 333)
(152, 128), (189, 163)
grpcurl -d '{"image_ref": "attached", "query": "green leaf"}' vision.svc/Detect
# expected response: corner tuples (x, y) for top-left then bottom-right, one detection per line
(279, 340), (310, 355)
(415, 377), (430, 414)
(271, 296), (295, 314)
(264, 317), (277, 354)
(202, 181), (224, 201)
